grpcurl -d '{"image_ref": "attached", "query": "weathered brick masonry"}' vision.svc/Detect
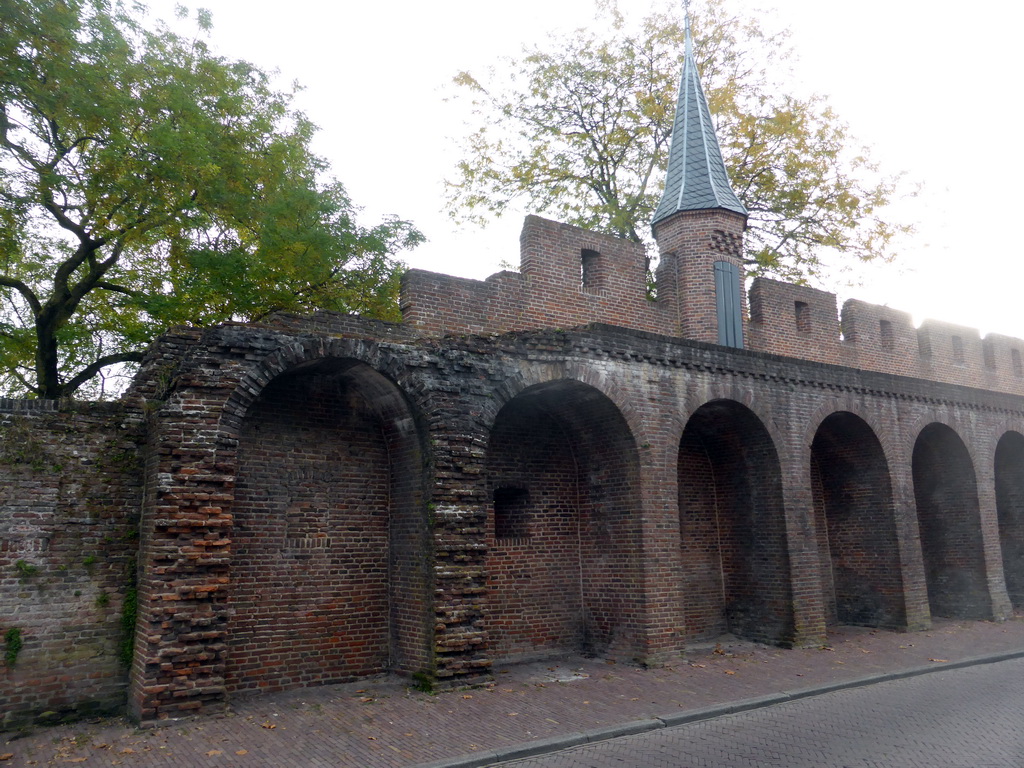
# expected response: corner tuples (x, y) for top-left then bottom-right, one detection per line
(0, 400), (144, 728)
(123, 295), (1024, 722)
(4, 14), (1024, 727)
(3, 232), (1024, 725)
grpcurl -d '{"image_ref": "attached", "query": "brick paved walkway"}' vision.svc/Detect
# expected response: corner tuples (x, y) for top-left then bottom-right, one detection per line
(2, 614), (1023, 767)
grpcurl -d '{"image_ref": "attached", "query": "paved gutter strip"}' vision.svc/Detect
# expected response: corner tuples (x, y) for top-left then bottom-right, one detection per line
(416, 750), (502, 768)
(499, 733), (592, 762)
(413, 648), (1024, 768)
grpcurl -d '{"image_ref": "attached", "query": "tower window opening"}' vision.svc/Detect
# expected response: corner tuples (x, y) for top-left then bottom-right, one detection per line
(952, 336), (964, 364)
(1013, 349), (1023, 377)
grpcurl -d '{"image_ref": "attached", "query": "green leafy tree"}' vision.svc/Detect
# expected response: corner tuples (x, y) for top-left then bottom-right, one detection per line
(0, 0), (422, 399)
(447, 0), (910, 283)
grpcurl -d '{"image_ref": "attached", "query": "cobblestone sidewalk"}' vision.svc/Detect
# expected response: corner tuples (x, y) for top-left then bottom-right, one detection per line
(3, 614), (1023, 767)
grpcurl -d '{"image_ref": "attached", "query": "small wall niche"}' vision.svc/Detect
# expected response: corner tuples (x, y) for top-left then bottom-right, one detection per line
(494, 486), (530, 540)
(795, 301), (811, 334)
(580, 249), (602, 293)
(879, 319), (893, 351)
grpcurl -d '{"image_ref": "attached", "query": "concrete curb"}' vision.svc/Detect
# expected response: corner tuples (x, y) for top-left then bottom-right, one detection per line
(413, 648), (1024, 768)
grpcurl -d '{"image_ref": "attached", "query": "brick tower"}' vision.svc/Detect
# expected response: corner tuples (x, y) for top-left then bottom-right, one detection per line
(651, 8), (748, 347)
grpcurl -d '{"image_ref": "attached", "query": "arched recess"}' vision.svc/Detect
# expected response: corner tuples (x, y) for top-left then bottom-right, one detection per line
(485, 379), (642, 661)
(912, 423), (990, 618)
(677, 399), (793, 645)
(226, 357), (430, 694)
(995, 430), (1024, 610)
(811, 412), (905, 628)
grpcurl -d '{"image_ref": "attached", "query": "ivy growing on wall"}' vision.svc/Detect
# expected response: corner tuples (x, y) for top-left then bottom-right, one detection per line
(120, 558), (138, 667)
(4, 627), (23, 667)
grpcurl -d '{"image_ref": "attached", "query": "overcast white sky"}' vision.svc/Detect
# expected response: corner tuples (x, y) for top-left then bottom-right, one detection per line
(149, 0), (1024, 339)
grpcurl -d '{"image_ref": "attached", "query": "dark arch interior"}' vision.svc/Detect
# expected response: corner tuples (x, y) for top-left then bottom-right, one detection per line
(811, 412), (905, 628)
(226, 359), (430, 694)
(677, 400), (793, 645)
(995, 431), (1024, 610)
(912, 423), (990, 619)
(485, 380), (641, 660)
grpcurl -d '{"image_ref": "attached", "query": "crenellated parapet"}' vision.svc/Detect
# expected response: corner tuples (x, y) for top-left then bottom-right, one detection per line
(748, 278), (1024, 395)
(401, 216), (1024, 397)
(748, 278), (842, 366)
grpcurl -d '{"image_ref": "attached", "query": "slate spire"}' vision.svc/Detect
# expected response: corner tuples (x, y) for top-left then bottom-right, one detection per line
(651, 5), (747, 227)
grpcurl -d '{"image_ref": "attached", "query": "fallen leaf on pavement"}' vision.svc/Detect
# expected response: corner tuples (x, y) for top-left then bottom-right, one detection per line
(0, 755), (12, 762)
(929, 658), (949, 663)
(724, 670), (736, 675)
(206, 750), (223, 756)
(235, 750), (248, 756)
(261, 722), (276, 730)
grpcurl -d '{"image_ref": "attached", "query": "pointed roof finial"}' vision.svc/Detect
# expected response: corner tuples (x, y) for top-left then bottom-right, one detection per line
(651, 0), (747, 229)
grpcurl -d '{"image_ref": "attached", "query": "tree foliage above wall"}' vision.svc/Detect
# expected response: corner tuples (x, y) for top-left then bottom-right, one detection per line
(446, 0), (912, 283)
(0, 0), (422, 399)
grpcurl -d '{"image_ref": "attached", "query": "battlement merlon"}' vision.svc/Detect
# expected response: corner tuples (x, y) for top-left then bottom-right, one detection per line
(401, 215), (676, 338)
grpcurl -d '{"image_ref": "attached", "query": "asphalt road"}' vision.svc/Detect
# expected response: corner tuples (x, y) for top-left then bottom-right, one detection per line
(498, 657), (1024, 767)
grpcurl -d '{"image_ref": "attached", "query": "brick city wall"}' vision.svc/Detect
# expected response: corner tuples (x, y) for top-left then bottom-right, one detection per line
(103, 318), (1022, 723)
(0, 400), (144, 729)
(4, 214), (1024, 729)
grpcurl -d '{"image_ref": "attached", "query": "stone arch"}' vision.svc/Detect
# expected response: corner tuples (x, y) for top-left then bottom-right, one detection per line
(483, 360), (650, 449)
(801, 397), (900, 474)
(912, 422), (990, 618)
(225, 353), (431, 694)
(906, 411), (984, 474)
(677, 398), (794, 645)
(677, 383), (788, 457)
(995, 430), (1024, 610)
(484, 377), (642, 660)
(810, 411), (905, 628)
(221, 336), (422, 434)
